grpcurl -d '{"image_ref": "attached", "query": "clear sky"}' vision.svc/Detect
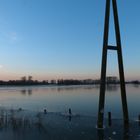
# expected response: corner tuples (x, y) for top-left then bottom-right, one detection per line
(0, 0), (139, 81)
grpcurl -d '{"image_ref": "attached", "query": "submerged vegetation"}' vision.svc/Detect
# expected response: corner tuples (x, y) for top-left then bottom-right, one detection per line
(0, 107), (139, 140)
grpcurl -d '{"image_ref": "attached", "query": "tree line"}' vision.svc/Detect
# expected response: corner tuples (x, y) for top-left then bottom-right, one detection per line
(0, 76), (139, 86)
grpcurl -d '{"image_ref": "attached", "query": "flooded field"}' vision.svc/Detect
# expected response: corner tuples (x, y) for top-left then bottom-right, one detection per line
(0, 84), (140, 139)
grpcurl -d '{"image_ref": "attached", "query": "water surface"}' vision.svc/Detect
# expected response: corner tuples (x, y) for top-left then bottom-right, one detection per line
(0, 84), (139, 119)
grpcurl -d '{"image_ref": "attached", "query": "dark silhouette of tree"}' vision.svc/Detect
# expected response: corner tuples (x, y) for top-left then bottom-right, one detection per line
(21, 76), (26, 82)
(28, 76), (33, 81)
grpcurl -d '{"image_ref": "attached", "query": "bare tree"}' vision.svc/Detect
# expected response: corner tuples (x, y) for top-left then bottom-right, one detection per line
(28, 76), (33, 81)
(21, 76), (26, 82)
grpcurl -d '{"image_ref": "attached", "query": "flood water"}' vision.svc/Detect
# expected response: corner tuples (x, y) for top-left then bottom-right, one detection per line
(0, 84), (140, 140)
(0, 84), (139, 119)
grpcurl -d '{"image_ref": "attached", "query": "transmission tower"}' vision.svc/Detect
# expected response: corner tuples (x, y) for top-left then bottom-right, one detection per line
(97, 0), (129, 128)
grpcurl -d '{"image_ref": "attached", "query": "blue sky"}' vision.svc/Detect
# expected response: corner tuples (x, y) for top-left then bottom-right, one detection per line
(0, 0), (139, 80)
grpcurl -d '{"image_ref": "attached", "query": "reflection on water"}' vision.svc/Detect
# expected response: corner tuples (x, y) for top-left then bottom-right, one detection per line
(56, 85), (100, 92)
(131, 83), (140, 88)
(19, 84), (119, 94)
(21, 89), (26, 95)
(0, 84), (140, 119)
(106, 84), (119, 91)
(18, 84), (119, 94)
(20, 89), (32, 95)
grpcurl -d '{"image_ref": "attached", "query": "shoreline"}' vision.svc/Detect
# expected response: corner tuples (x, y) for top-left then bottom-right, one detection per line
(0, 82), (139, 87)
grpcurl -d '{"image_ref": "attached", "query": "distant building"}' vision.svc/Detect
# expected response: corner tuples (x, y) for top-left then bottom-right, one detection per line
(106, 76), (118, 84)
(83, 79), (94, 84)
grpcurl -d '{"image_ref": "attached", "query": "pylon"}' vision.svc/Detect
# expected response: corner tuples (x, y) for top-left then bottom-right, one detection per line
(97, 0), (129, 128)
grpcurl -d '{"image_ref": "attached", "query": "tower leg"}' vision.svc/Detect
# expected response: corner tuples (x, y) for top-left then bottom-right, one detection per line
(112, 0), (129, 125)
(97, 0), (110, 128)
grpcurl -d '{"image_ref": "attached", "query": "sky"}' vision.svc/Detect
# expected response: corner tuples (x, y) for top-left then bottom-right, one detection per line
(0, 0), (139, 81)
